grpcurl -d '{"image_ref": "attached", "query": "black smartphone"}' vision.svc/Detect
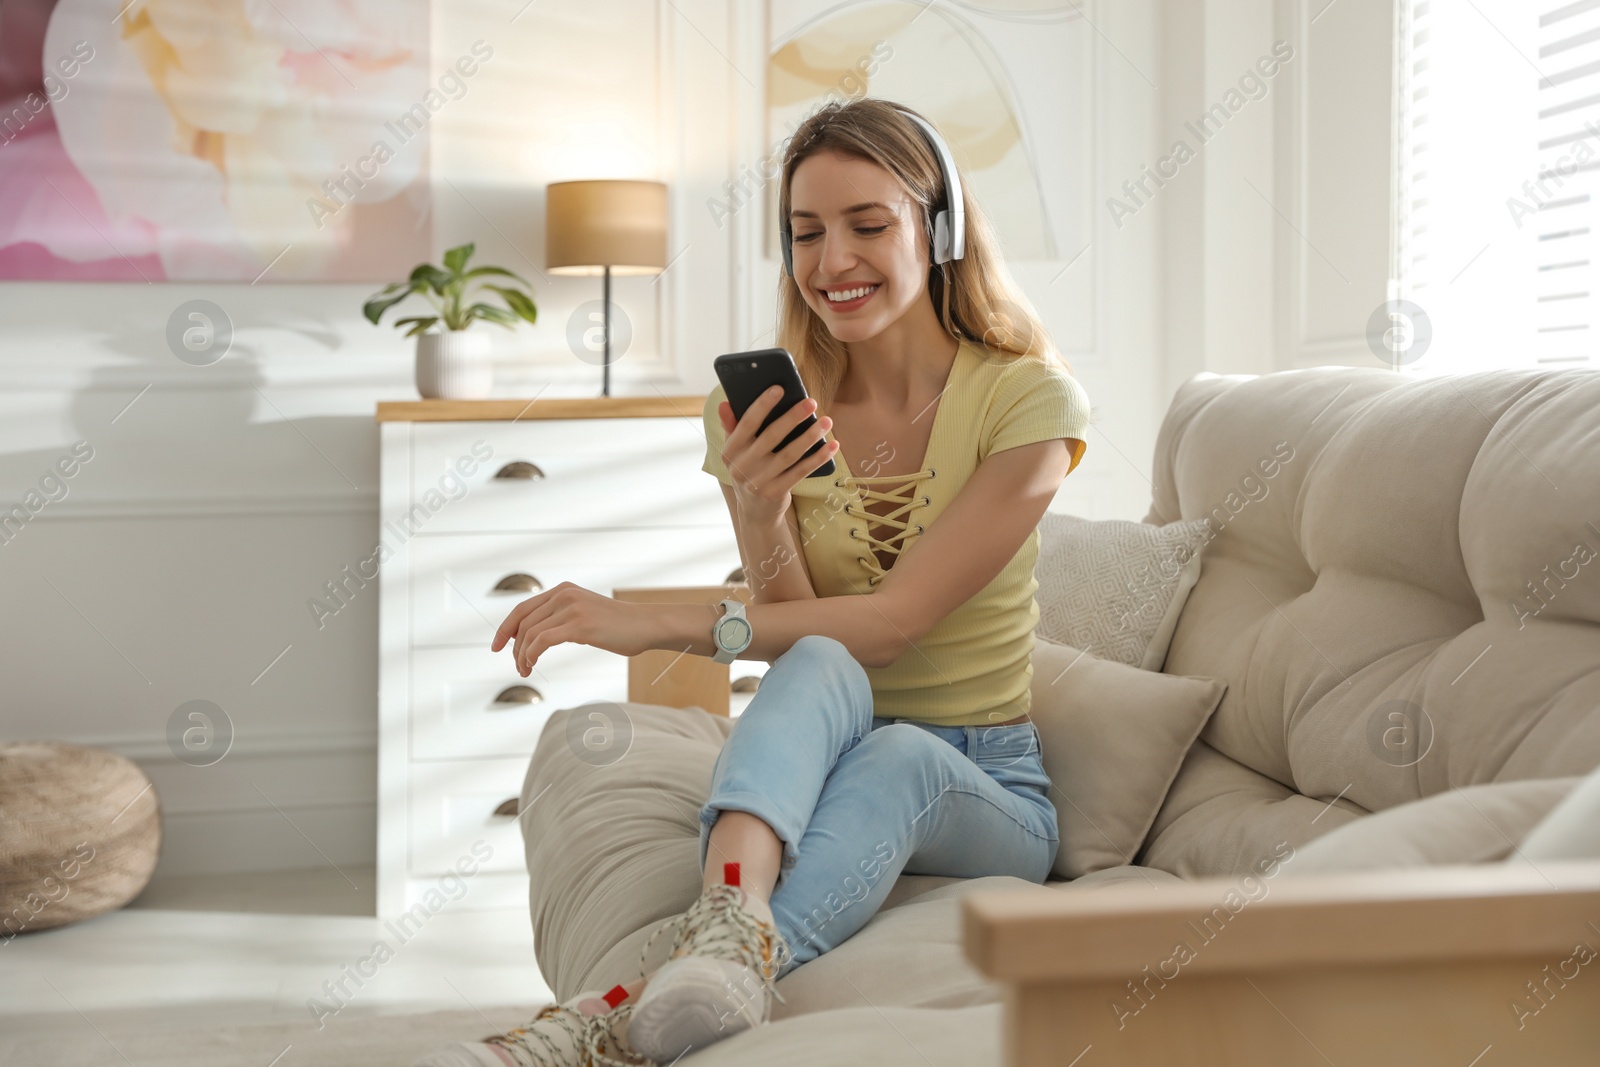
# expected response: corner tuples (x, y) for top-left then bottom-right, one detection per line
(712, 347), (836, 478)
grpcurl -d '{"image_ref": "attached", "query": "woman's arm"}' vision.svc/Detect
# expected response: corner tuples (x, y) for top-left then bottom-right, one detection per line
(494, 437), (1077, 676)
(720, 483), (817, 604)
(492, 583), (903, 673)
(652, 435), (1077, 669)
(647, 596), (895, 668)
(860, 437), (1076, 663)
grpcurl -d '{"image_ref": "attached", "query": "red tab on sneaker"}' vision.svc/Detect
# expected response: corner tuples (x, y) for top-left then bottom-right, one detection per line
(603, 984), (629, 1008)
(724, 862), (740, 887)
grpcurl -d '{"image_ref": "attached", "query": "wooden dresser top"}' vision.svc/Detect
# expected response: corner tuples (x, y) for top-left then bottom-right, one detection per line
(375, 395), (706, 423)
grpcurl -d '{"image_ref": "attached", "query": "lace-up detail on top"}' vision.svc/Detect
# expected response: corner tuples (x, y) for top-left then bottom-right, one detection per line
(835, 468), (936, 587)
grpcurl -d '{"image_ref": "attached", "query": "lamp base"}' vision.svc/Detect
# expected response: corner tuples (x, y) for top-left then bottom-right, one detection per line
(601, 264), (612, 397)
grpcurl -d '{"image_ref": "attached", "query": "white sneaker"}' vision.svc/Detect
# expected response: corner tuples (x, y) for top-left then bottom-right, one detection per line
(625, 870), (791, 1063)
(411, 987), (629, 1067)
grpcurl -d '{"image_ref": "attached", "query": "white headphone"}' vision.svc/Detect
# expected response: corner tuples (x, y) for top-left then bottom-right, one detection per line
(780, 103), (966, 278)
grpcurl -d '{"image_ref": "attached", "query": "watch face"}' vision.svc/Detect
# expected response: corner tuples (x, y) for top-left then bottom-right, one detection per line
(721, 618), (752, 648)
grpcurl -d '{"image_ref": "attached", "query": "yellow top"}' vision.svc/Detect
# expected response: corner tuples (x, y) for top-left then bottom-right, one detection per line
(700, 339), (1091, 726)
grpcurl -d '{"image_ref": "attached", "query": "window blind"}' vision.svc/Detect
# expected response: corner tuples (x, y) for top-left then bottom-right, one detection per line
(1533, 0), (1600, 365)
(1396, 0), (1596, 370)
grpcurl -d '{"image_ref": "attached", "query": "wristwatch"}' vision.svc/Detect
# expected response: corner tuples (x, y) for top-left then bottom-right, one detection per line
(711, 598), (752, 664)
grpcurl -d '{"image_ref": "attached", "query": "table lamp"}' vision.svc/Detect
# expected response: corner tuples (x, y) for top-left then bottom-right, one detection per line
(545, 180), (669, 396)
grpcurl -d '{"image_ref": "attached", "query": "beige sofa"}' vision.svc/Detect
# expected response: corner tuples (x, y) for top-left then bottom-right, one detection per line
(519, 366), (1600, 1065)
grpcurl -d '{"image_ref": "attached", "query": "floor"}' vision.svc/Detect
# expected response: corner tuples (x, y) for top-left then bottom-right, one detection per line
(4, 693), (763, 1061)
(1, 864), (551, 1049)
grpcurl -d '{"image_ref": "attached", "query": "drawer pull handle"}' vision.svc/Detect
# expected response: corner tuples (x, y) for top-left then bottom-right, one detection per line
(494, 461), (545, 481)
(493, 797), (520, 817)
(495, 573), (544, 594)
(494, 684), (543, 705)
(731, 675), (762, 694)
(725, 566), (746, 585)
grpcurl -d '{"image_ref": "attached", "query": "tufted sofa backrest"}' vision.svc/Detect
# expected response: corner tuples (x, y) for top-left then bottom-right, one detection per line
(1137, 367), (1600, 877)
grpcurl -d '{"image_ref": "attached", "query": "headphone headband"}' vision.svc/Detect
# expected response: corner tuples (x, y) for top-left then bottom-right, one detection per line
(780, 103), (966, 278)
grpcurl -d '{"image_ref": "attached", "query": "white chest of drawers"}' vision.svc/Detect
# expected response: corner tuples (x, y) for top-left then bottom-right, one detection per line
(375, 396), (740, 917)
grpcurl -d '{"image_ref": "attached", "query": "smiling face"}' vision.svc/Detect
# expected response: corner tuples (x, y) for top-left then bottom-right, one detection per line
(788, 149), (931, 343)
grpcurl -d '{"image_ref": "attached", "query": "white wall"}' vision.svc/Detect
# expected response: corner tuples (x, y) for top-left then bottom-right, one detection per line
(1158, 0), (1395, 391)
(0, 0), (1167, 879)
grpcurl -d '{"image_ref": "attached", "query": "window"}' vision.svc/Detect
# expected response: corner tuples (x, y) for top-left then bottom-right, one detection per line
(1396, 0), (1599, 372)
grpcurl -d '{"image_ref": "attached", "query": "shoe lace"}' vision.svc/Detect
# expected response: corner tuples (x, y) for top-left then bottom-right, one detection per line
(483, 1001), (590, 1067)
(584, 1002), (654, 1067)
(637, 884), (792, 1006)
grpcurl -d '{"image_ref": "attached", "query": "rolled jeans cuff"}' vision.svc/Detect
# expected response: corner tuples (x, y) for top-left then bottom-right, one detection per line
(698, 789), (804, 882)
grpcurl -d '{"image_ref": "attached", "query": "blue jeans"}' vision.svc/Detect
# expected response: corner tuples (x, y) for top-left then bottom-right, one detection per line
(696, 634), (1059, 978)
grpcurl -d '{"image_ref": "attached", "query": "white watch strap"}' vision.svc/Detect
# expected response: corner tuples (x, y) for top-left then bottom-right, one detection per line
(712, 598), (749, 664)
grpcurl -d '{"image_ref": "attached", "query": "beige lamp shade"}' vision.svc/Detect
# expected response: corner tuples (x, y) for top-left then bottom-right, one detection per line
(545, 180), (668, 276)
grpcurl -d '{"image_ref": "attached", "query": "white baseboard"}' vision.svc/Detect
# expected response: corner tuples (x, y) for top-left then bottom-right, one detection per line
(69, 729), (383, 879)
(155, 802), (378, 884)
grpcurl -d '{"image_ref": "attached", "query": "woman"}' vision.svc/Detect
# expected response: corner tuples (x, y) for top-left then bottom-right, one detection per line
(417, 98), (1090, 1067)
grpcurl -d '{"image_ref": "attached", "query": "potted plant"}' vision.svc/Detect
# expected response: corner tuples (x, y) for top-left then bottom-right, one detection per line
(363, 242), (539, 400)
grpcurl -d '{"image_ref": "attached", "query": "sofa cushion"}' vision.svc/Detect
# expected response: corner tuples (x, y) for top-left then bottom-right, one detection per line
(664, 1004), (1005, 1066)
(1033, 513), (1211, 670)
(520, 701), (1027, 1006)
(0, 999), (1007, 1067)
(1028, 640), (1226, 878)
(1053, 863), (1184, 891)
(520, 700), (733, 1001)
(519, 700), (1184, 1032)
(1514, 760), (1600, 863)
(1138, 739), (1366, 877)
(1280, 778), (1582, 875)
(1142, 368), (1600, 876)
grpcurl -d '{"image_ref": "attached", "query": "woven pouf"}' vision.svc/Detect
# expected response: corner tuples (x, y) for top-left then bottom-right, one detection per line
(1, 742), (162, 937)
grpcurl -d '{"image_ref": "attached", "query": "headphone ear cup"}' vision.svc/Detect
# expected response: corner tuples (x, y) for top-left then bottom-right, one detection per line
(932, 210), (951, 265)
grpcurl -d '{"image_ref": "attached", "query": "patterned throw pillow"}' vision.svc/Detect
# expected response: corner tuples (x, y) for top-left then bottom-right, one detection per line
(1033, 513), (1212, 671)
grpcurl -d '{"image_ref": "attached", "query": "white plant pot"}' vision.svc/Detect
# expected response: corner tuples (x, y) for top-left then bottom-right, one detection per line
(415, 330), (493, 400)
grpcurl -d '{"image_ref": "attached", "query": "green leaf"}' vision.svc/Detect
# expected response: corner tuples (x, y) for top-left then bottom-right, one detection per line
(484, 285), (538, 325)
(442, 243), (475, 276)
(466, 303), (519, 329)
(409, 263), (451, 295)
(443, 276), (466, 327)
(400, 317), (440, 338)
(463, 265), (531, 288)
(363, 282), (422, 325)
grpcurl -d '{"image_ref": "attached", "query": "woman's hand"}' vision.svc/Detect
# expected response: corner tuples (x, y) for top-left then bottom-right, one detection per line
(490, 582), (659, 677)
(719, 385), (839, 528)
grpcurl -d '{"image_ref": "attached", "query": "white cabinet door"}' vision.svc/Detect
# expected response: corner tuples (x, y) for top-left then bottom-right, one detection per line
(407, 757), (531, 878)
(409, 528), (741, 647)
(379, 414), (745, 918)
(409, 418), (726, 533)
(410, 646), (627, 761)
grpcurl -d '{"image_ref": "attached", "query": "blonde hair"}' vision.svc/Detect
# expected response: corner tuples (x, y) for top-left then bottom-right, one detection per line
(776, 98), (1072, 407)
